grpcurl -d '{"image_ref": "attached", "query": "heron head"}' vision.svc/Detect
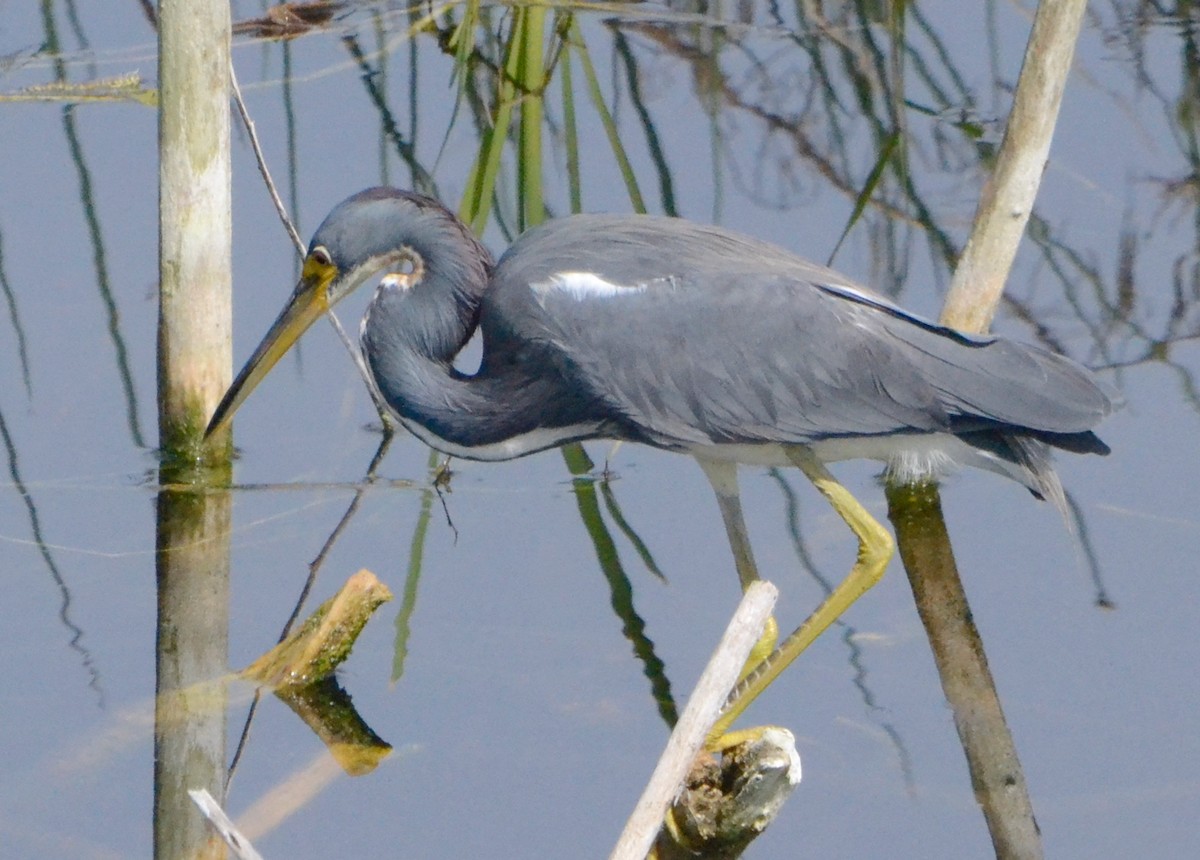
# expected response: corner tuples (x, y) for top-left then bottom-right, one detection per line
(204, 188), (488, 440)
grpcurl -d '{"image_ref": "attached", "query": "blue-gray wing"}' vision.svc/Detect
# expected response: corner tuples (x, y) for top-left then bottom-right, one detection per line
(481, 214), (1111, 449)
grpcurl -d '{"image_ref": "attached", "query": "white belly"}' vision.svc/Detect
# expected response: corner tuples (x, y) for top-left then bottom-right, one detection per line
(686, 433), (976, 482)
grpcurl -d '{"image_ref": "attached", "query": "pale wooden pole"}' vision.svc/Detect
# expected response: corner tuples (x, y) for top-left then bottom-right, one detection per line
(887, 2), (1089, 858)
(158, 0), (233, 452)
(940, 0), (1089, 333)
(155, 2), (233, 858)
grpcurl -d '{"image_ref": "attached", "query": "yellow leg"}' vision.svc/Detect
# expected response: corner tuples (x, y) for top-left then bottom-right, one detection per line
(696, 457), (779, 680)
(707, 446), (895, 745)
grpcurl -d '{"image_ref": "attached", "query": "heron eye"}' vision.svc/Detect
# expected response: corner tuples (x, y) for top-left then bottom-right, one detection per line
(309, 246), (332, 267)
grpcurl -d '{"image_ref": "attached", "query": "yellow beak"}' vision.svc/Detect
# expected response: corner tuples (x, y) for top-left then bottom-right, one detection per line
(205, 262), (334, 439)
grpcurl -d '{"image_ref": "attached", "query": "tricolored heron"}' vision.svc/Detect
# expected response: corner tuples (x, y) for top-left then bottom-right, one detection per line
(206, 187), (1111, 741)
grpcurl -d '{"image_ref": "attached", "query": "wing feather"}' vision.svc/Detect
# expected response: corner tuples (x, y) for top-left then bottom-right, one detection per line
(480, 214), (1111, 451)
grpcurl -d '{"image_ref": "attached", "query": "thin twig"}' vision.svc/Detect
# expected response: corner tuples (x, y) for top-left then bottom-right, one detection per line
(226, 433), (394, 792)
(323, 307), (390, 418)
(230, 62), (305, 257)
(229, 61), (394, 422)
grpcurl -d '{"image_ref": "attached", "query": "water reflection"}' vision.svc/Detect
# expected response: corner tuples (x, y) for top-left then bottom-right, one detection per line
(153, 472), (230, 860)
(0, 404), (100, 701)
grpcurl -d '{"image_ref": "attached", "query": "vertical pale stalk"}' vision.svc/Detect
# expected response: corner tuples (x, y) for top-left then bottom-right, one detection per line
(155, 2), (233, 858)
(940, 0), (1088, 333)
(887, 3), (1089, 858)
(158, 0), (233, 454)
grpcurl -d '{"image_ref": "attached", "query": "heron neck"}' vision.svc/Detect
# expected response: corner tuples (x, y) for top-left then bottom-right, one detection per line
(362, 273), (589, 461)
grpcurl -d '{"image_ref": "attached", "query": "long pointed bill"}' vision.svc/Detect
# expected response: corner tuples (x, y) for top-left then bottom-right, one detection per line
(205, 268), (333, 439)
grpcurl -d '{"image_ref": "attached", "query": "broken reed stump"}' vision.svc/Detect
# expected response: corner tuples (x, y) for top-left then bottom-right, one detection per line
(239, 569), (394, 776)
(654, 727), (801, 860)
(241, 569), (393, 689)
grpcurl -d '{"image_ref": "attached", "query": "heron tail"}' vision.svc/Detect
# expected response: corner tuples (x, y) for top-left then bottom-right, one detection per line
(955, 429), (1097, 522)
